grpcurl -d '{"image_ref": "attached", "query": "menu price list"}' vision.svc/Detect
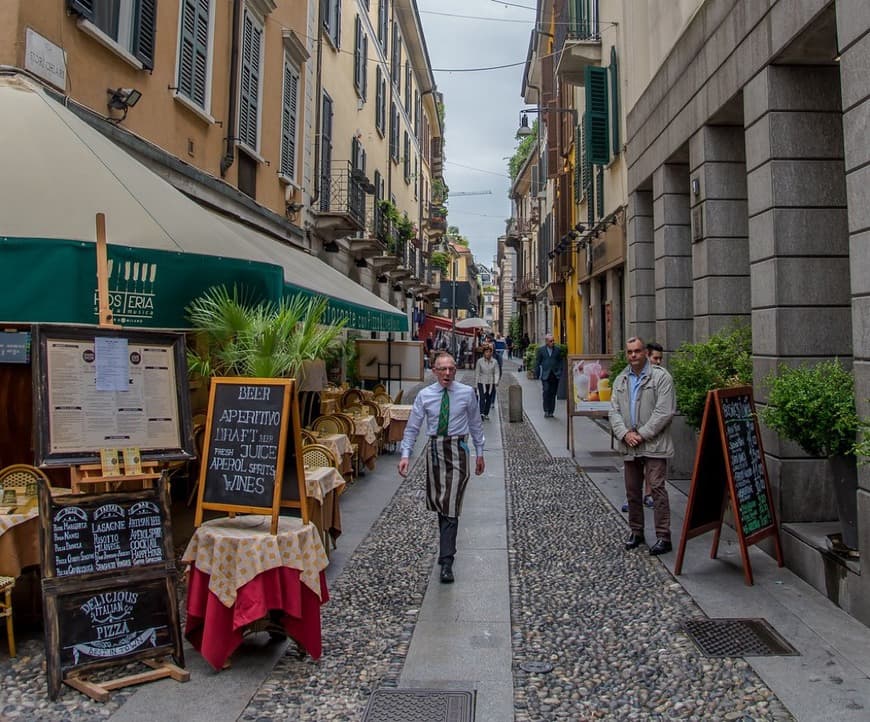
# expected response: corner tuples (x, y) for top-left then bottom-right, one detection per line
(721, 395), (772, 536)
(52, 501), (165, 577)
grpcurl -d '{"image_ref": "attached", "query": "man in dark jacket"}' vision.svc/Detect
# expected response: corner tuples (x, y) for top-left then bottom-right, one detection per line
(534, 333), (563, 417)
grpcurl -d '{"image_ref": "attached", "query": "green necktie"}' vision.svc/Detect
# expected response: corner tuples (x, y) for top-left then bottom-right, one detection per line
(437, 388), (450, 436)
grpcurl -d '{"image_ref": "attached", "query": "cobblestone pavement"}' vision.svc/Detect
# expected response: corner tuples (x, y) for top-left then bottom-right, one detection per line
(0, 371), (795, 720)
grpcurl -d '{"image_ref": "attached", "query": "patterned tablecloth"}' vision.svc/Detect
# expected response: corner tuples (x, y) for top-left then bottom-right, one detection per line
(310, 431), (352, 462)
(182, 515), (328, 607)
(352, 414), (380, 445)
(382, 404), (413, 422)
(303, 466), (345, 503)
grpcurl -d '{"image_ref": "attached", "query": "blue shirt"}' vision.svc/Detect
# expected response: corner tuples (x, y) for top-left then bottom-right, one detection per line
(628, 362), (650, 429)
(400, 381), (485, 458)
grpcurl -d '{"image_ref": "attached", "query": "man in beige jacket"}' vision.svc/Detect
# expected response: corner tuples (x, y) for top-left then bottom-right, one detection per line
(609, 337), (676, 555)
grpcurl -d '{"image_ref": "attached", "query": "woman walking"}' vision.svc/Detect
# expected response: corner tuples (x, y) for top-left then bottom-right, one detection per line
(474, 345), (501, 420)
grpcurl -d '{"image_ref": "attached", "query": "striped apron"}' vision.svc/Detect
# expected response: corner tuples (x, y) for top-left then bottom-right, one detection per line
(425, 435), (471, 517)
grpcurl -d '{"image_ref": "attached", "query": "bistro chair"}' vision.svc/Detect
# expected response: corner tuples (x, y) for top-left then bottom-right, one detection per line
(0, 464), (50, 500)
(311, 415), (343, 436)
(332, 413), (362, 479)
(300, 429), (316, 446)
(373, 392), (392, 405)
(340, 388), (364, 410)
(360, 400), (386, 451)
(0, 576), (14, 657)
(372, 383), (386, 394)
(302, 444), (339, 471)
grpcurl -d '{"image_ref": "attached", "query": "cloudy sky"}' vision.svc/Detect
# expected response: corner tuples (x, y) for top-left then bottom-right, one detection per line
(416, 0), (536, 269)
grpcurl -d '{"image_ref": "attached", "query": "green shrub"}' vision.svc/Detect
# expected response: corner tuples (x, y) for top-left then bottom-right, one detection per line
(524, 343), (539, 373)
(609, 349), (627, 379)
(760, 360), (861, 458)
(669, 323), (753, 431)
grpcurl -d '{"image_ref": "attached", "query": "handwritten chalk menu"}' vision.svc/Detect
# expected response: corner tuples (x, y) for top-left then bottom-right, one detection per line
(720, 393), (773, 537)
(49, 495), (167, 577)
(32, 325), (194, 467)
(674, 387), (783, 586)
(38, 478), (184, 700)
(57, 580), (172, 669)
(195, 378), (296, 534)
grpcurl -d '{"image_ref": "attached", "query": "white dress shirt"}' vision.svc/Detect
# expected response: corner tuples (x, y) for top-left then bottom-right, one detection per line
(400, 381), (485, 458)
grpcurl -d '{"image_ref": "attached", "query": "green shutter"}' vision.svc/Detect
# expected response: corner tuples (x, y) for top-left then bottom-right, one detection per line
(133, 0), (157, 69)
(596, 166), (605, 219)
(610, 47), (620, 156)
(573, 124), (582, 202)
(584, 66), (609, 165)
(581, 112), (591, 199)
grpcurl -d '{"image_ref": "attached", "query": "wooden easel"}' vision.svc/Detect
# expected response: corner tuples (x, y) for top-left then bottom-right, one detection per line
(69, 460), (162, 494)
(64, 659), (190, 703)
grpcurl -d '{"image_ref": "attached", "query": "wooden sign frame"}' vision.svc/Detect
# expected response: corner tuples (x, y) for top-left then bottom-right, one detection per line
(356, 339), (425, 382)
(674, 387), (783, 585)
(38, 477), (186, 700)
(194, 377), (308, 534)
(32, 324), (195, 467)
(565, 354), (614, 456)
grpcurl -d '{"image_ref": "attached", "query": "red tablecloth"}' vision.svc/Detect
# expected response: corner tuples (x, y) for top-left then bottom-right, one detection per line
(185, 564), (329, 670)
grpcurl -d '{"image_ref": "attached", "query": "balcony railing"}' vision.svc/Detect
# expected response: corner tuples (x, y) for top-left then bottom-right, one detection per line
(554, 0), (602, 83)
(515, 273), (541, 297)
(318, 161), (366, 227)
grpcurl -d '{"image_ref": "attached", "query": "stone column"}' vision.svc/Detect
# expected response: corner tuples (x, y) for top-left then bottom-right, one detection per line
(652, 163), (693, 353)
(744, 64), (851, 524)
(688, 125), (750, 341)
(626, 189), (654, 341)
(837, 0), (870, 624)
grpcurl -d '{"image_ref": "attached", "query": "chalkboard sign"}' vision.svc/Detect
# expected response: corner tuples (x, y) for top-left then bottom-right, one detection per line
(0, 330), (31, 363)
(674, 387), (783, 585)
(38, 478), (184, 700)
(41, 486), (171, 578)
(195, 377), (306, 533)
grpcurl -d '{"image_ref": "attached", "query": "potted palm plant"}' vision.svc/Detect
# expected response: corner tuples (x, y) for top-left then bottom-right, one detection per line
(760, 359), (863, 551)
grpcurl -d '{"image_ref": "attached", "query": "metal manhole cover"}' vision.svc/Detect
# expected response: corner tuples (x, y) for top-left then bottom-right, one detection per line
(682, 618), (799, 657)
(362, 688), (475, 722)
(581, 465), (619, 473)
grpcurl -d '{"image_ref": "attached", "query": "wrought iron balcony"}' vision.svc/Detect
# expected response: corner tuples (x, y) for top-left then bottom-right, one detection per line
(515, 273), (541, 298)
(555, 0), (602, 84)
(313, 161), (367, 242)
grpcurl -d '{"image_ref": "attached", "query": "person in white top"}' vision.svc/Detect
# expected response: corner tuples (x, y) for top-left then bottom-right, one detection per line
(398, 352), (485, 583)
(473, 345), (501, 420)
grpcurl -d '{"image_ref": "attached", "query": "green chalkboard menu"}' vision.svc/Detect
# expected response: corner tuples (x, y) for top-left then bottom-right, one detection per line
(674, 387), (783, 586)
(38, 478), (184, 700)
(195, 377), (306, 534)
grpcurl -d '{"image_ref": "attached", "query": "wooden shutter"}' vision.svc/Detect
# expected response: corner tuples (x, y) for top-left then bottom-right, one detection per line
(179, 0), (210, 107)
(596, 166), (605, 219)
(319, 94), (333, 212)
(239, 11), (262, 150)
(133, 0), (158, 70)
(573, 123), (582, 203)
(281, 61), (299, 178)
(610, 47), (620, 156)
(584, 65), (609, 165)
(66, 0), (95, 20)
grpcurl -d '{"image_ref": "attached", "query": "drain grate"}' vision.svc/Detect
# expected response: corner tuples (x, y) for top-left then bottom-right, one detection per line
(682, 618), (799, 657)
(362, 688), (475, 722)
(581, 465), (619, 473)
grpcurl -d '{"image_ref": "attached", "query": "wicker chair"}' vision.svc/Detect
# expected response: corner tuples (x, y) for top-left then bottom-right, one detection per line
(302, 444), (339, 470)
(360, 400), (385, 450)
(332, 413), (361, 479)
(300, 429), (316, 446)
(312, 415), (343, 435)
(340, 388), (365, 410)
(373, 392), (392, 405)
(372, 383), (386, 394)
(0, 464), (51, 499)
(0, 576), (14, 657)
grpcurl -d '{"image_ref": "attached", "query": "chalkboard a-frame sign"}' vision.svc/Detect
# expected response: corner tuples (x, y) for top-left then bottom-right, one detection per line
(38, 477), (186, 700)
(195, 377), (307, 534)
(674, 387), (784, 585)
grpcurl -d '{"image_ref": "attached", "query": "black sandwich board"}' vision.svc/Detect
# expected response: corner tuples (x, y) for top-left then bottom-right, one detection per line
(38, 477), (186, 700)
(194, 377), (307, 533)
(674, 386), (783, 585)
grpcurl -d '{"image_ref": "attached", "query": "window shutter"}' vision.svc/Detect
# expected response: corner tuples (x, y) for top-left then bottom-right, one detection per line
(531, 165), (539, 198)
(179, 0), (210, 107)
(133, 0), (158, 70)
(596, 166), (605, 219)
(610, 47), (620, 156)
(573, 123), (582, 203)
(354, 16), (363, 93)
(239, 12), (262, 150)
(362, 33), (368, 100)
(580, 112), (591, 198)
(66, 0), (95, 20)
(335, 0), (342, 47)
(281, 62), (299, 178)
(584, 65), (609, 165)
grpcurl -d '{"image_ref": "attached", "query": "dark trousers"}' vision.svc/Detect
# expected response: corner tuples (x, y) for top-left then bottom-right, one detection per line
(541, 374), (559, 414)
(438, 514), (458, 566)
(477, 383), (496, 416)
(624, 457), (670, 541)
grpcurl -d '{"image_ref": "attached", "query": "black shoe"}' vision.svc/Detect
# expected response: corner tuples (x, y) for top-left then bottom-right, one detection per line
(649, 539), (673, 556)
(624, 533), (645, 550)
(439, 563), (454, 584)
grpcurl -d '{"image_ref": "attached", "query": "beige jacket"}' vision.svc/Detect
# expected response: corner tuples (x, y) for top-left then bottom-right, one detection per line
(609, 363), (675, 458)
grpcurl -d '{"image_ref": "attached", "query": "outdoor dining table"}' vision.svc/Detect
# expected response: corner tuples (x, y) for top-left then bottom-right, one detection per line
(310, 431), (353, 476)
(182, 515), (329, 670)
(0, 504), (39, 578)
(382, 404), (413, 444)
(350, 414), (380, 469)
(303, 465), (345, 551)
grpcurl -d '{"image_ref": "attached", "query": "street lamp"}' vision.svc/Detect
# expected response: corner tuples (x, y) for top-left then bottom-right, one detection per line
(437, 239), (460, 358)
(516, 107), (579, 137)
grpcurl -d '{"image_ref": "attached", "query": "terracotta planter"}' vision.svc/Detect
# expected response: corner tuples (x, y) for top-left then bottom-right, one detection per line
(828, 455), (859, 550)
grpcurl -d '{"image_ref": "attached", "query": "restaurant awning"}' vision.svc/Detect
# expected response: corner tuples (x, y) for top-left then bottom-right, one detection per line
(0, 73), (407, 332)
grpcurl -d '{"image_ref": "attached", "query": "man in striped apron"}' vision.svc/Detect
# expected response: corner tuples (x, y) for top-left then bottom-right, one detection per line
(398, 352), (486, 583)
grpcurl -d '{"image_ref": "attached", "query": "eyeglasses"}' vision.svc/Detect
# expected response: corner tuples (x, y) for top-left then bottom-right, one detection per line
(433, 367), (456, 372)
